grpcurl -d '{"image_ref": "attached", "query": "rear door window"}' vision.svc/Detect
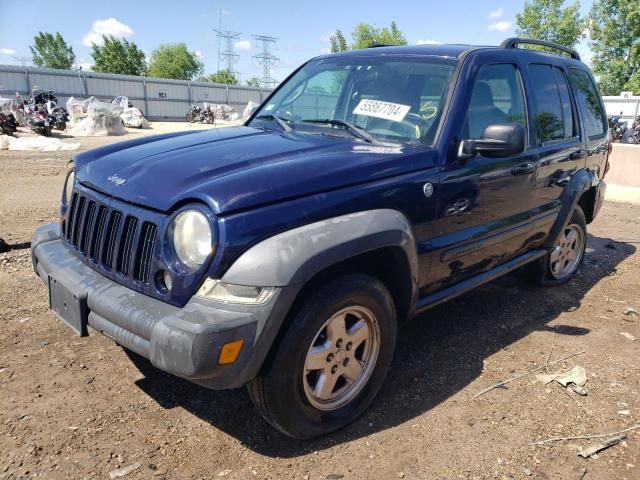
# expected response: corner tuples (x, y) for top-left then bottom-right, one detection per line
(528, 64), (576, 143)
(568, 68), (607, 140)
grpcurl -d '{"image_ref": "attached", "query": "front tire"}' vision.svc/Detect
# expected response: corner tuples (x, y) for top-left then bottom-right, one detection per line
(528, 206), (587, 286)
(248, 274), (397, 439)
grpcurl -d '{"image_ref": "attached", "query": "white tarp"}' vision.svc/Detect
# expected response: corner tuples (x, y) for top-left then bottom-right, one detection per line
(67, 100), (124, 136)
(0, 134), (80, 151)
(121, 107), (150, 128)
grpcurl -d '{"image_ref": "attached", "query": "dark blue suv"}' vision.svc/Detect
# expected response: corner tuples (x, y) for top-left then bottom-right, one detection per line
(31, 38), (609, 438)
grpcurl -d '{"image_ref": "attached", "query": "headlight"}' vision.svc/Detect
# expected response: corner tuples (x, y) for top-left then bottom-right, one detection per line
(197, 278), (276, 304)
(64, 170), (75, 203)
(171, 209), (213, 268)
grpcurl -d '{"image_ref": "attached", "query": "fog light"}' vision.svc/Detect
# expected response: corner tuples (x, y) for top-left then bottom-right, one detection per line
(163, 270), (173, 291)
(218, 339), (244, 365)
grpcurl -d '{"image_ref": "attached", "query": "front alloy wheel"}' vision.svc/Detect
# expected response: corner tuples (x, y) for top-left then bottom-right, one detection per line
(303, 306), (380, 411)
(248, 275), (396, 439)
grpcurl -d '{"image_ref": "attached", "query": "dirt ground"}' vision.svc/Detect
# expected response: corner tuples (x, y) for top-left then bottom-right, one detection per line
(1, 125), (639, 480)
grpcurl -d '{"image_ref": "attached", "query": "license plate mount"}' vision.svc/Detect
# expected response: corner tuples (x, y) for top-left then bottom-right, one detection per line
(48, 275), (88, 336)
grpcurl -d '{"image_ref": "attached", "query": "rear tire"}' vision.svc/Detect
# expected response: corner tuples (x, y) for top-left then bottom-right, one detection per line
(527, 206), (587, 286)
(248, 274), (397, 439)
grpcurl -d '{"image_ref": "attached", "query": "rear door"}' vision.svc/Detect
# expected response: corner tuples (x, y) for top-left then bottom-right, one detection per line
(524, 62), (585, 241)
(567, 67), (609, 181)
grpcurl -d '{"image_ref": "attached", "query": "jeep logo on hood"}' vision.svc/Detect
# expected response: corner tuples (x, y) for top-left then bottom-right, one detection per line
(107, 174), (126, 186)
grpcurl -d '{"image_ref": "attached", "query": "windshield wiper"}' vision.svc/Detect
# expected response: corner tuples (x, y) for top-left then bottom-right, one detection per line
(255, 114), (293, 133)
(302, 118), (377, 144)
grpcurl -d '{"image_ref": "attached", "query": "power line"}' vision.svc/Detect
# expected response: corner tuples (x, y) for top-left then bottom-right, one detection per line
(253, 35), (279, 88)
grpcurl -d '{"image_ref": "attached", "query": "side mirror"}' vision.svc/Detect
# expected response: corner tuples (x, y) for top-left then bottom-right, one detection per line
(459, 123), (525, 159)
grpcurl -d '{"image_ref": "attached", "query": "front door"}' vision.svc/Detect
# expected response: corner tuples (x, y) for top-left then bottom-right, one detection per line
(424, 57), (537, 294)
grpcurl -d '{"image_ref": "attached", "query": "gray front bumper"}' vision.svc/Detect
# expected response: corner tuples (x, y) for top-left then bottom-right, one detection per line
(31, 223), (298, 389)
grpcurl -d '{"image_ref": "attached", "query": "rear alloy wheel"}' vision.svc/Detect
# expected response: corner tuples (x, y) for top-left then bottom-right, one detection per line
(248, 275), (396, 439)
(527, 206), (587, 286)
(548, 223), (585, 280)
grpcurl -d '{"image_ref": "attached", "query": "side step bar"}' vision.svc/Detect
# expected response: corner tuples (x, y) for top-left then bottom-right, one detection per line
(415, 249), (547, 313)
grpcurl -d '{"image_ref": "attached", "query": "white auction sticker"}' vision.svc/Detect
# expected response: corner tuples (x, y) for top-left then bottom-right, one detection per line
(353, 99), (411, 122)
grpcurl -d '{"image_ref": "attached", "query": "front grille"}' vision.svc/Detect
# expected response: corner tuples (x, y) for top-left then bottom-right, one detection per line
(64, 192), (157, 284)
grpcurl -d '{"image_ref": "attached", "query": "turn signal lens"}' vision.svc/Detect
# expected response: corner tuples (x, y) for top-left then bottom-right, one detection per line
(196, 278), (276, 304)
(218, 340), (244, 365)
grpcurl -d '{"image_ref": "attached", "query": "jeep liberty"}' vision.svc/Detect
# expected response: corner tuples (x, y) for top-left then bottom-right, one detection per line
(31, 38), (609, 438)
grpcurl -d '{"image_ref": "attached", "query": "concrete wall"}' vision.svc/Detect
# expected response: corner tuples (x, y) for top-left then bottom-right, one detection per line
(605, 143), (640, 205)
(607, 144), (640, 188)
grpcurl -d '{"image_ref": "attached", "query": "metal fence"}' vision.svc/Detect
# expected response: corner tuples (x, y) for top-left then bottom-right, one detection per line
(0, 64), (274, 121)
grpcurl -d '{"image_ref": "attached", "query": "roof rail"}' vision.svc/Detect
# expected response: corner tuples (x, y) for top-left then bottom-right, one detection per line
(500, 37), (580, 60)
(366, 43), (399, 48)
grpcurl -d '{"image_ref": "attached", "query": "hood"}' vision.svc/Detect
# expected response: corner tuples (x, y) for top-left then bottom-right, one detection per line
(74, 126), (438, 214)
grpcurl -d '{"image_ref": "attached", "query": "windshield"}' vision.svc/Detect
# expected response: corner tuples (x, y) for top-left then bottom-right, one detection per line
(250, 55), (457, 145)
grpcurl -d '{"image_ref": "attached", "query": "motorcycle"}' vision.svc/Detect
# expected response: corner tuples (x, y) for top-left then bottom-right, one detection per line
(608, 114), (627, 142)
(45, 99), (69, 131)
(0, 112), (18, 136)
(623, 116), (640, 144)
(23, 103), (52, 136)
(185, 103), (202, 122)
(30, 88), (69, 131)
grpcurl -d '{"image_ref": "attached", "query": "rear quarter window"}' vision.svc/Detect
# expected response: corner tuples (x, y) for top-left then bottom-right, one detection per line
(568, 68), (607, 140)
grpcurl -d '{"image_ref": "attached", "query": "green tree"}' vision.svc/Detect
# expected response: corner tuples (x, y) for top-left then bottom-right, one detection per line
(91, 36), (146, 76)
(328, 22), (407, 52)
(590, 0), (640, 95)
(30, 32), (75, 70)
(329, 30), (349, 53)
(246, 77), (262, 87)
(197, 69), (239, 85)
(516, 0), (584, 48)
(146, 43), (203, 80)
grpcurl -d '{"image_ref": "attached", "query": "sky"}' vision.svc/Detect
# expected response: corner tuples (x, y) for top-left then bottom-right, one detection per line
(0, 0), (596, 84)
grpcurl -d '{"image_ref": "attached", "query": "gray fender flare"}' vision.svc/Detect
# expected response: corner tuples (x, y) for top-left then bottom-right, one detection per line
(222, 209), (419, 290)
(544, 169), (596, 248)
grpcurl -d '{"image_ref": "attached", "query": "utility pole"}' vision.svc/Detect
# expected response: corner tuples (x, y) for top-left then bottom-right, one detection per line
(253, 35), (279, 88)
(214, 29), (241, 81)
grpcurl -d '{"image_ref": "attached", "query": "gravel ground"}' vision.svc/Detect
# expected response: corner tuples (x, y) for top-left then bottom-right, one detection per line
(1, 125), (639, 480)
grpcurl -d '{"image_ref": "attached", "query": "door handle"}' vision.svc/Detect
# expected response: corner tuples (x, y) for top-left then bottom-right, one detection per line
(570, 150), (587, 160)
(512, 162), (536, 175)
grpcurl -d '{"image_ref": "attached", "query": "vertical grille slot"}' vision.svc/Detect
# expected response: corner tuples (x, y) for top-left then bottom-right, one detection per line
(79, 201), (96, 253)
(116, 216), (138, 275)
(134, 222), (157, 283)
(102, 211), (122, 268)
(71, 196), (87, 247)
(65, 193), (78, 240)
(89, 206), (108, 261)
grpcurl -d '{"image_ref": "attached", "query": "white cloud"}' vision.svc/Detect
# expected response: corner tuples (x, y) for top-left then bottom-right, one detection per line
(488, 8), (504, 19)
(83, 18), (134, 46)
(195, 50), (203, 59)
(488, 20), (512, 32)
(234, 40), (251, 50)
(78, 62), (92, 71)
(416, 39), (442, 45)
(320, 47), (331, 54)
(0, 48), (16, 55)
(221, 8), (231, 16)
(319, 31), (333, 43)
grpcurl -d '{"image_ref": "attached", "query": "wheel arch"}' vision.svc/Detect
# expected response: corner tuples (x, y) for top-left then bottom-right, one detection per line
(544, 169), (596, 248)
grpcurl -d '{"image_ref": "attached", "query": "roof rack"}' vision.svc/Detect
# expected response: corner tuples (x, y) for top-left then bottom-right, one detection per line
(500, 37), (580, 60)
